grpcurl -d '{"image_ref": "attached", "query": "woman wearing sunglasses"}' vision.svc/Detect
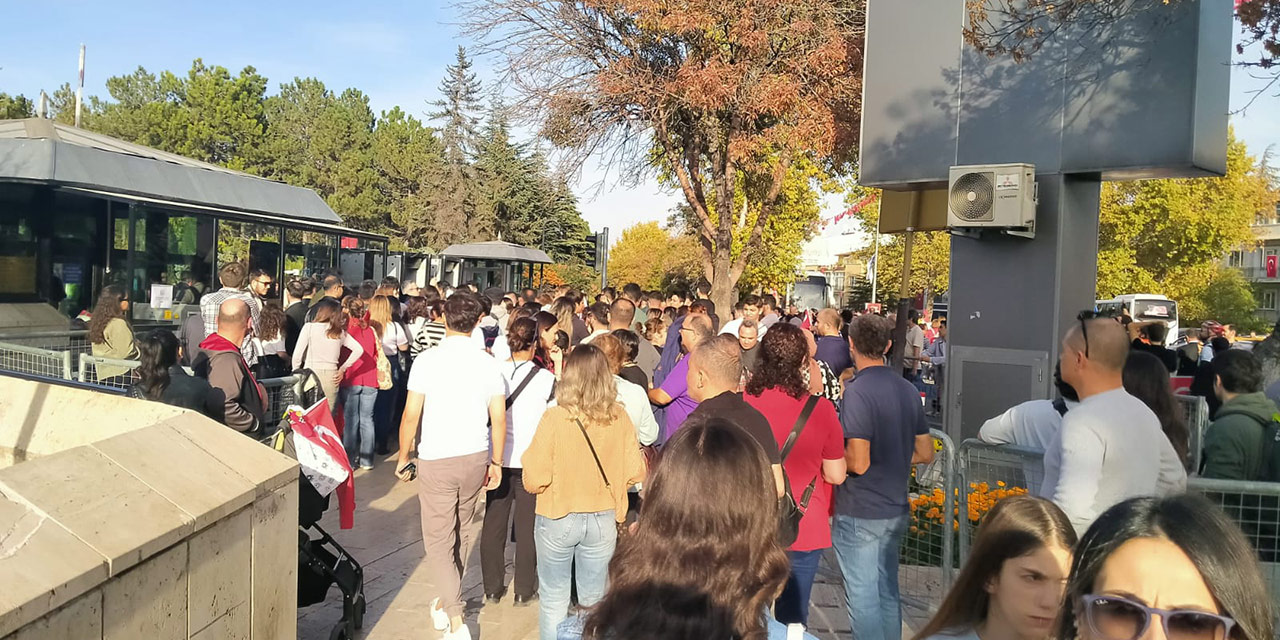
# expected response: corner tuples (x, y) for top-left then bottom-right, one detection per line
(1057, 494), (1272, 640)
(913, 496), (1077, 640)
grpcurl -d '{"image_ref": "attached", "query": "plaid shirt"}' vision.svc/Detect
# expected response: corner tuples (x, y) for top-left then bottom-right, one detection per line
(200, 288), (263, 366)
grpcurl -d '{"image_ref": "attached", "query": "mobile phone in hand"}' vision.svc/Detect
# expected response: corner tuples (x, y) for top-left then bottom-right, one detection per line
(397, 462), (417, 481)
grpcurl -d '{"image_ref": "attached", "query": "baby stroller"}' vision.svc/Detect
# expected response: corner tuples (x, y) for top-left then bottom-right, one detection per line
(263, 371), (367, 640)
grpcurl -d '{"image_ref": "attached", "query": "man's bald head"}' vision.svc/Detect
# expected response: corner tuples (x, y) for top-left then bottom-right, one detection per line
(1065, 317), (1129, 371)
(218, 298), (249, 328)
(216, 298), (251, 344)
(817, 308), (842, 335)
(609, 298), (636, 330)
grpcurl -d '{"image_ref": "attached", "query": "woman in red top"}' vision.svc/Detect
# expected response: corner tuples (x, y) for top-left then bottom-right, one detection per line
(744, 322), (847, 629)
(340, 295), (380, 470)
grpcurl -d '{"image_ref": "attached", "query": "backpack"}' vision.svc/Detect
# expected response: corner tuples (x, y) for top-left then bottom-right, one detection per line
(1252, 412), (1280, 482)
(777, 395), (821, 547)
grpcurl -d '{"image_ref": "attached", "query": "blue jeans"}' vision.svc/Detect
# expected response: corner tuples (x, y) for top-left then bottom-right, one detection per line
(832, 513), (909, 640)
(534, 511), (616, 640)
(775, 548), (825, 626)
(341, 385), (377, 467)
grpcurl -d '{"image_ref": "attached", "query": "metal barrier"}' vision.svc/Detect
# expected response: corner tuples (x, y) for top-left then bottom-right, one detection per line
(1175, 394), (1209, 473)
(0, 341), (73, 380)
(259, 375), (302, 424)
(77, 353), (141, 389)
(1187, 478), (1280, 612)
(955, 439), (1048, 560)
(899, 428), (957, 621)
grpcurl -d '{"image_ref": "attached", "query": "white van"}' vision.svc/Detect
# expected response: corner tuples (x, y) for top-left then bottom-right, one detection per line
(1095, 294), (1179, 347)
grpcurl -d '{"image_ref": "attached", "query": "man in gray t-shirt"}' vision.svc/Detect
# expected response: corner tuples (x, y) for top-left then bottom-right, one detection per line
(833, 314), (934, 640)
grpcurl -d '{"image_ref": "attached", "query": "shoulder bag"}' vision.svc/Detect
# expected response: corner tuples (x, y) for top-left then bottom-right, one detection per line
(777, 395), (820, 547)
(506, 361), (542, 409)
(576, 417), (629, 537)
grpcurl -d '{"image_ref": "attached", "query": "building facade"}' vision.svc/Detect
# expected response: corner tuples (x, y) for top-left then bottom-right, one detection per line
(1227, 203), (1280, 325)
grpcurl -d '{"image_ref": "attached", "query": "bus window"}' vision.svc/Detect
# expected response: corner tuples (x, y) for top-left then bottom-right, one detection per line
(1134, 300), (1176, 320)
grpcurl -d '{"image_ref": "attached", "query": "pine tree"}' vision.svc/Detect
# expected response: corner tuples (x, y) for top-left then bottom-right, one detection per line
(427, 46), (485, 246)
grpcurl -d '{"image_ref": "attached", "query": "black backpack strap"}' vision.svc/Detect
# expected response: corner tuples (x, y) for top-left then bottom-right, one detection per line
(779, 395), (821, 462)
(505, 362), (541, 409)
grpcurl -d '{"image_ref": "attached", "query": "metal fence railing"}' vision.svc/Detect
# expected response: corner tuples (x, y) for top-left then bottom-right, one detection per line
(899, 429), (957, 622)
(0, 341), (74, 380)
(1187, 477), (1280, 611)
(1175, 394), (1209, 473)
(955, 440), (1048, 560)
(77, 353), (141, 389)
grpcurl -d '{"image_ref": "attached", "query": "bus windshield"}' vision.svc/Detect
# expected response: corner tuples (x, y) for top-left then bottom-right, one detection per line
(1133, 299), (1177, 320)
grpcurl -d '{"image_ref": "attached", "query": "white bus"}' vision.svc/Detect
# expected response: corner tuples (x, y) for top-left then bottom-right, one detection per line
(1095, 294), (1179, 346)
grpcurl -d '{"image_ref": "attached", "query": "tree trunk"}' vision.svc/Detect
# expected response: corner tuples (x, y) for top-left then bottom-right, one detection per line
(709, 250), (737, 322)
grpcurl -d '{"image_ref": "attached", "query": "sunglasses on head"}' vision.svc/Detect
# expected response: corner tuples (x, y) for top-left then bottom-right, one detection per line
(1076, 310), (1111, 359)
(1081, 594), (1236, 640)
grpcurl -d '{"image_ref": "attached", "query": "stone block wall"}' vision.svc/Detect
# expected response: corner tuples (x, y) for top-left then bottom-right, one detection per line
(0, 377), (300, 640)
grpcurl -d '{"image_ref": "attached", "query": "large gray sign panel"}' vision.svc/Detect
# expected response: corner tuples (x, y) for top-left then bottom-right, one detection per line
(860, 0), (1232, 189)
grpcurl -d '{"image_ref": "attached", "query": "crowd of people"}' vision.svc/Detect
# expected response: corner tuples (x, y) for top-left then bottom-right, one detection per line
(91, 270), (1279, 640)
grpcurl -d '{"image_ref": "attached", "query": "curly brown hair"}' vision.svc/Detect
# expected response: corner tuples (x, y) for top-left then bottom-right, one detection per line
(256, 301), (287, 342)
(744, 322), (808, 399)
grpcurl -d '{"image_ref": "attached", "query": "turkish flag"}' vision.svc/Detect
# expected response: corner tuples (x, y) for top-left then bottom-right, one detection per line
(1267, 255), (1277, 279)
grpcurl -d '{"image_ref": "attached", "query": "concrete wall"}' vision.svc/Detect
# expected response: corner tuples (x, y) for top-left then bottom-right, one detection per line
(0, 377), (299, 639)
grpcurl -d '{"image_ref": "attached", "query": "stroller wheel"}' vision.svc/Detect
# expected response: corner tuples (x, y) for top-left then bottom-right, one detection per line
(353, 593), (366, 629)
(328, 623), (349, 640)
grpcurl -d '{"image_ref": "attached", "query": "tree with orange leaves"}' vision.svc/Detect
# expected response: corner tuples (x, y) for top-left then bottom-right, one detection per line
(462, 0), (865, 311)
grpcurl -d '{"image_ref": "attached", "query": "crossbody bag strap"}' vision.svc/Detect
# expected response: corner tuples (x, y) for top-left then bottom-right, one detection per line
(779, 395), (821, 462)
(505, 361), (541, 409)
(575, 418), (611, 488)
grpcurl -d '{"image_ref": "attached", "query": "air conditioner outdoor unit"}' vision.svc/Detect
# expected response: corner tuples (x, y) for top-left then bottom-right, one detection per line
(947, 163), (1037, 237)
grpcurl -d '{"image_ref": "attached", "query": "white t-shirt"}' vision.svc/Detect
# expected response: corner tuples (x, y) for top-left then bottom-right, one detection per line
(407, 335), (506, 461)
(720, 317), (767, 337)
(500, 360), (556, 468)
(907, 324), (926, 370)
(381, 322), (408, 357)
(1041, 387), (1187, 534)
(615, 375), (659, 446)
(978, 398), (1075, 451)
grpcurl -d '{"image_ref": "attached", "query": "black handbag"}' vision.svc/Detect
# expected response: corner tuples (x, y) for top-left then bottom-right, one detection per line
(777, 395), (820, 547)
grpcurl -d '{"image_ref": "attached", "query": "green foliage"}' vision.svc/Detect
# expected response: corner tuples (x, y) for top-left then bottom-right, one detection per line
(1098, 130), (1278, 328)
(473, 104), (593, 262)
(848, 186), (951, 304)
(41, 55), (593, 257)
(667, 156), (832, 293)
(0, 93), (34, 118)
(607, 221), (702, 290)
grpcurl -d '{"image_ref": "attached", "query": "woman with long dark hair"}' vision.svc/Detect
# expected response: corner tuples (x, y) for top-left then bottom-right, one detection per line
(481, 317), (556, 607)
(913, 496), (1077, 640)
(1055, 494), (1272, 640)
(743, 322), (847, 628)
(522, 344), (645, 639)
(88, 284), (137, 382)
(250, 301), (290, 379)
(563, 417), (810, 640)
(1122, 351), (1191, 468)
(128, 329), (218, 417)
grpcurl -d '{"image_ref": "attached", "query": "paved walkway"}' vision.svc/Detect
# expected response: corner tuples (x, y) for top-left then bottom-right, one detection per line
(297, 453), (930, 640)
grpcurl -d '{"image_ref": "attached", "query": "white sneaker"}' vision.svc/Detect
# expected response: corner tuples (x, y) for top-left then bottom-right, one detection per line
(429, 598), (449, 631)
(442, 624), (472, 640)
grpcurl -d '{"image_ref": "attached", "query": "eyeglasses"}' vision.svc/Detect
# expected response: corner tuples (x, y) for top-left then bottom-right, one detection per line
(1080, 594), (1236, 640)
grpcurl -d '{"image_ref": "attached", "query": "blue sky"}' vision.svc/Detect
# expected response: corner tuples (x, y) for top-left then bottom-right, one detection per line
(2, 1), (1277, 242)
